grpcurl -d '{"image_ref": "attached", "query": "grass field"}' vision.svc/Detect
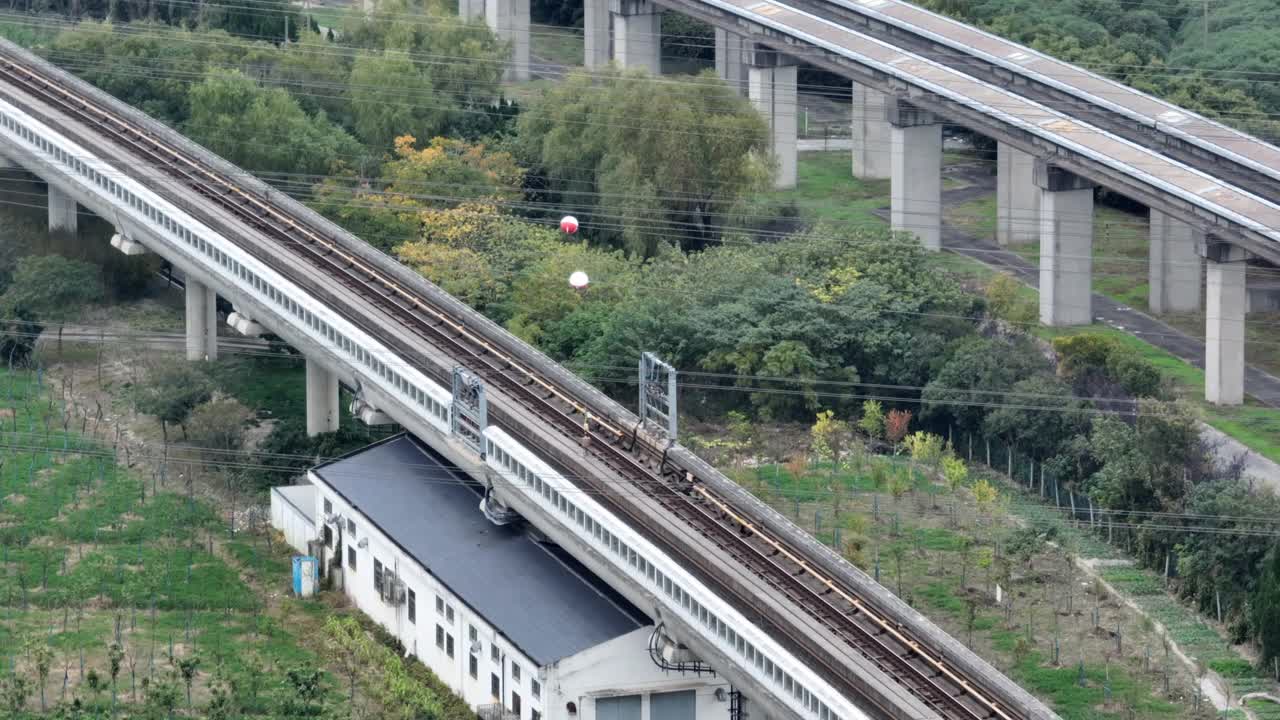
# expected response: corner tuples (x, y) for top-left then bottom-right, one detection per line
(529, 24), (584, 67)
(0, 367), (342, 718)
(711, 449), (1214, 720)
(754, 151), (891, 229)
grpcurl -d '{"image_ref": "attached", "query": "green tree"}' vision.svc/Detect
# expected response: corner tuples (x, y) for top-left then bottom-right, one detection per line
(348, 51), (454, 151)
(186, 396), (252, 463)
(1252, 544), (1280, 667)
(518, 68), (770, 255)
(905, 431), (945, 477)
(983, 375), (1088, 461)
(23, 635), (55, 712)
(922, 336), (1049, 433)
(857, 399), (885, 439)
(0, 254), (103, 353)
(1, 673), (29, 713)
(129, 359), (214, 443)
(185, 68), (361, 176)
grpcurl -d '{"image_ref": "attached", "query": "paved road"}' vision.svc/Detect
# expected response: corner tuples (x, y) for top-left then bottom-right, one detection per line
(912, 165), (1280, 408)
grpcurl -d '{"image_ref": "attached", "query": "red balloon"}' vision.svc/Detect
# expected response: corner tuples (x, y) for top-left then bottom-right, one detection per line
(560, 215), (579, 234)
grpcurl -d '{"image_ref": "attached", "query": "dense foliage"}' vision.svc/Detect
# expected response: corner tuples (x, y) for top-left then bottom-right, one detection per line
(515, 68), (770, 255)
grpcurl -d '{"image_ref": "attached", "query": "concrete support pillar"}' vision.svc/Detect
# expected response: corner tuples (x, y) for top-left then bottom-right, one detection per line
(850, 83), (890, 179)
(1204, 243), (1248, 406)
(1148, 209), (1203, 314)
(714, 29), (747, 94)
(486, 0), (530, 81)
(47, 184), (76, 236)
(748, 54), (798, 190)
(584, 0), (611, 69)
(888, 100), (942, 250)
(611, 0), (661, 74)
(1035, 161), (1096, 327)
(306, 358), (340, 436)
(996, 142), (1039, 245)
(184, 279), (218, 362)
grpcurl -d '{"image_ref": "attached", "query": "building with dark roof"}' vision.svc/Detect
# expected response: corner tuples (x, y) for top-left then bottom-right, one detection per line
(278, 434), (728, 720)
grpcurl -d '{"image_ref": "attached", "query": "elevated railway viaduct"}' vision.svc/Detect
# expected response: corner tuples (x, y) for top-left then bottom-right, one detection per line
(0, 38), (1057, 720)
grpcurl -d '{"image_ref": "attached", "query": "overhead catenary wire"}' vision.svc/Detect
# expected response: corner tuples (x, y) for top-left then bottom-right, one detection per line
(13, 0), (1280, 91)
(7, 5), (1280, 137)
(0, 431), (1273, 536)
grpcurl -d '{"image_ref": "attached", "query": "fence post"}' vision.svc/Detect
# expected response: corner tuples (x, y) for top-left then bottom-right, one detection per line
(967, 434), (973, 462)
(986, 439), (991, 467)
(1006, 446), (1012, 477)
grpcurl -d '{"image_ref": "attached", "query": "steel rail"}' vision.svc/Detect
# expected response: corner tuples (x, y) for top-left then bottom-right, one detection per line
(783, 0), (1280, 203)
(0, 57), (1024, 720)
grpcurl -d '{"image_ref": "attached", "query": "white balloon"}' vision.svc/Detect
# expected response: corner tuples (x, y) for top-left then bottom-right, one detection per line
(569, 271), (590, 289)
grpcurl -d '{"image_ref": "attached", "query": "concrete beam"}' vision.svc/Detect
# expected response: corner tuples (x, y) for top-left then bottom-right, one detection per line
(109, 232), (148, 256)
(350, 398), (395, 426)
(1035, 161), (1095, 326)
(584, 0), (610, 69)
(1205, 248), (1247, 406)
(48, 183), (77, 236)
(1148, 209), (1202, 314)
(611, 0), (661, 74)
(850, 83), (890, 179)
(889, 100), (941, 250)
(486, 0), (530, 81)
(748, 61), (798, 190)
(184, 278), (218, 362)
(226, 310), (265, 337)
(306, 358), (340, 436)
(714, 29), (747, 94)
(996, 142), (1038, 246)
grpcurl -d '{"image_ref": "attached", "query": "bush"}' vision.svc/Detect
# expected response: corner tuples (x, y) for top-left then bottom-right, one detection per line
(1052, 332), (1163, 398)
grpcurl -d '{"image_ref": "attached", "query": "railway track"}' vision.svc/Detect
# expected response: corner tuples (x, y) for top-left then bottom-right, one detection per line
(0, 54), (1028, 720)
(777, 0), (1280, 204)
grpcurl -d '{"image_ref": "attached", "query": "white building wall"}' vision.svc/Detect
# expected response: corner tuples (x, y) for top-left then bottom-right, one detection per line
(546, 628), (728, 720)
(270, 486), (316, 555)
(308, 472), (546, 719)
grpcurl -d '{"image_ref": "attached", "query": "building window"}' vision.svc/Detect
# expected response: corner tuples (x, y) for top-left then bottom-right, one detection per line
(347, 547), (356, 571)
(373, 559), (383, 593)
(446, 634), (455, 658)
(532, 711), (541, 720)
(491, 644), (500, 663)
(408, 589), (416, 624)
(469, 655), (478, 679)
(491, 674), (500, 700)
(323, 525), (333, 548)
(323, 498), (332, 515)
(469, 625), (478, 643)
(511, 664), (520, 684)
(436, 625), (445, 649)
(347, 519), (356, 535)
(532, 680), (540, 699)
(511, 691), (522, 717)
(436, 596), (445, 615)
(446, 604), (455, 624)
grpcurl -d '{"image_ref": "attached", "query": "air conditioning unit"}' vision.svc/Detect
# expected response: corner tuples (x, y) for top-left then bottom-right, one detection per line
(379, 573), (407, 605)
